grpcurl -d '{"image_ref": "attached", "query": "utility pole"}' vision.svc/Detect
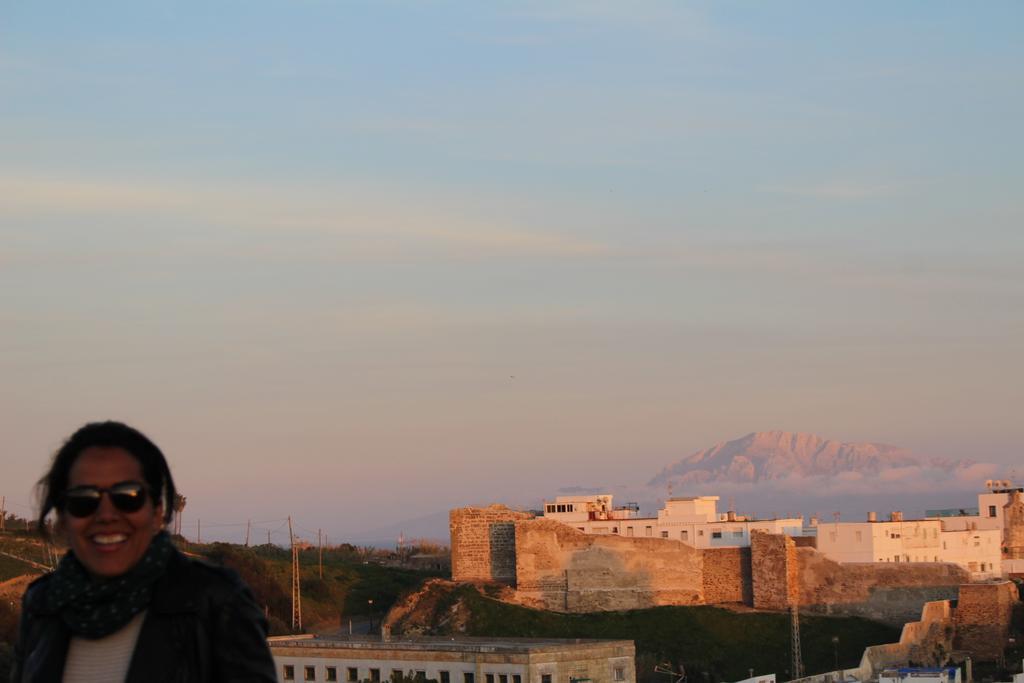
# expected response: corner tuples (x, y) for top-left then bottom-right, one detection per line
(289, 516), (302, 632)
(197, 519), (201, 544)
(245, 520), (251, 547)
(790, 604), (804, 680)
(318, 528), (323, 579)
(267, 529), (271, 545)
(1, 496), (6, 532)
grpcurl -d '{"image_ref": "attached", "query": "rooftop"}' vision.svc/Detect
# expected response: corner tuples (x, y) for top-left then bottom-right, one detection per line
(268, 635), (633, 655)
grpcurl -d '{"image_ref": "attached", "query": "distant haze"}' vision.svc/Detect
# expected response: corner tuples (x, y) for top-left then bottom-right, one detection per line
(363, 430), (1010, 544)
(1, 2), (1021, 547)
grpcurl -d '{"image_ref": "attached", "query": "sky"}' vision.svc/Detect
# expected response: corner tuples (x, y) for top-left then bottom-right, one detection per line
(2, 2), (1022, 545)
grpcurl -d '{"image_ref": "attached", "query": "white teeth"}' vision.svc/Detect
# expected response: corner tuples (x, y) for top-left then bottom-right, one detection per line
(93, 534), (127, 545)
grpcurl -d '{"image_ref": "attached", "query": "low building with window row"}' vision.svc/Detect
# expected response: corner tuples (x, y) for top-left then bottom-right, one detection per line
(268, 635), (635, 683)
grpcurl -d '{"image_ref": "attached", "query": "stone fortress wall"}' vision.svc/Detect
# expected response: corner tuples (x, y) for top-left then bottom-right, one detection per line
(954, 581), (1020, 660)
(451, 506), (980, 625)
(1005, 491), (1024, 560)
(449, 505), (534, 584)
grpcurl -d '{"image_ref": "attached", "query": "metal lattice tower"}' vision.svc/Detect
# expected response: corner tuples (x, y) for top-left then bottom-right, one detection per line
(790, 604), (804, 680)
(289, 516), (302, 632)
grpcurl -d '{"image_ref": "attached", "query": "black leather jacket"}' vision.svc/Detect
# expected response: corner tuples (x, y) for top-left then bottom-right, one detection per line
(12, 548), (278, 682)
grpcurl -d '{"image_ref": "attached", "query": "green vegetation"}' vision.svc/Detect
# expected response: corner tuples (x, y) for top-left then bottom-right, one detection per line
(0, 554), (42, 583)
(0, 531), (50, 582)
(195, 541), (445, 634)
(453, 585), (899, 683)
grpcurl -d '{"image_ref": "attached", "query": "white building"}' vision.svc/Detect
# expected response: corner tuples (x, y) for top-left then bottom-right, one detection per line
(542, 494), (805, 549)
(878, 667), (961, 683)
(814, 512), (1002, 578)
(933, 483), (1021, 532)
(814, 482), (1024, 579)
(268, 636), (636, 683)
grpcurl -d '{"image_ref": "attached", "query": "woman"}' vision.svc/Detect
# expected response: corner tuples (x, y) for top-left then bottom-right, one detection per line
(12, 421), (277, 682)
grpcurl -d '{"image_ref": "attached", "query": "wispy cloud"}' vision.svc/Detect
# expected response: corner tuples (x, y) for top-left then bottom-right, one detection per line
(0, 174), (610, 261)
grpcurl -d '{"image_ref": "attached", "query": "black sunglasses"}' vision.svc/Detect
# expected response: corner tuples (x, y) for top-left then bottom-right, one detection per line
(62, 482), (149, 518)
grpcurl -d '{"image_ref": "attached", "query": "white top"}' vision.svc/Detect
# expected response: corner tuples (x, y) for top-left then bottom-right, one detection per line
(63, 610), (147, 683)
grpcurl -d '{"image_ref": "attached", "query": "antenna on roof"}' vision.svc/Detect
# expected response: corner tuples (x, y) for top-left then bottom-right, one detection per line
(654, 662), (686, 683)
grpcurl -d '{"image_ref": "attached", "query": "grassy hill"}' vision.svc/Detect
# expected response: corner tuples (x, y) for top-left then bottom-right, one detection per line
(0, 532), (49, 582)
(391, 582), (900, 683)
(189, 540), (445, 634)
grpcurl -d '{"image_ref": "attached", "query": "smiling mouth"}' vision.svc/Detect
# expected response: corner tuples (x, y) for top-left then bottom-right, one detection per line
(92, 533), (128, 546)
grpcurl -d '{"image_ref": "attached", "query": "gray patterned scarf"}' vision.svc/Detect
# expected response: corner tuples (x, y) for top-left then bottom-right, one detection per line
(44, 530), (174, 638)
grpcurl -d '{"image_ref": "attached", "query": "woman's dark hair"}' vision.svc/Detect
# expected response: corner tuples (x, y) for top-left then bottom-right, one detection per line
(37, 421), (177, 536)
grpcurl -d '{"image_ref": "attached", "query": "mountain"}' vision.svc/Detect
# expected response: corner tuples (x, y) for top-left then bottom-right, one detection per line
(649, 430), (955, 487)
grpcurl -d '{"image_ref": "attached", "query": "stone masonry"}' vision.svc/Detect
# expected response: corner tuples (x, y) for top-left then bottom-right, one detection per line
(954, 580), (1020, 661)
(794, 548), (966, 624)
(451, 507), (1002, 623)
(1004, 491), (1024, 560)
(450, 506), (535, 584)
(514, 518), (704, 612)
(750, 530), (798, 610)
(703, 547), (752, 604)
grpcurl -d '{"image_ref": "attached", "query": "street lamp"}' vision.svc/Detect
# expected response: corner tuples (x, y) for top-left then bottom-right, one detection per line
(368, 599), (375, 633)
(831, 636), (840, 672)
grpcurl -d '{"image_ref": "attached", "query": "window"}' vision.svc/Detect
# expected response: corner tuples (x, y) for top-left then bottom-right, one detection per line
(698, 530), (704, 536)
(546, 504), (555, 513)
(326, 668), (337, 683)
(371, 670), (381, 682)
(306, 666), (317, 682)
(513, 676), (521, 683)
(348, 668), (358, 682)
(732, 530), (743, 538)
(465, 674), (475, 683)
(626, 527), (634, 537)
(542, 676), (552, 683)
(681, 530), (688, 540)
(614, 668), (626, 681)
(486, 674), (495, 683)
(285, 666), (296, 681)
(660, 531), (668, 538)
(393, 670), (404, 681)
(711, 531), (722, 539)
(441, 673), (451, 683)
(500, 675), (508, 683)
(989, 505), (997, 517)
(612, 527), (618, 533)
(416, 672), (427, 682)
(645, 526), (652, 537)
